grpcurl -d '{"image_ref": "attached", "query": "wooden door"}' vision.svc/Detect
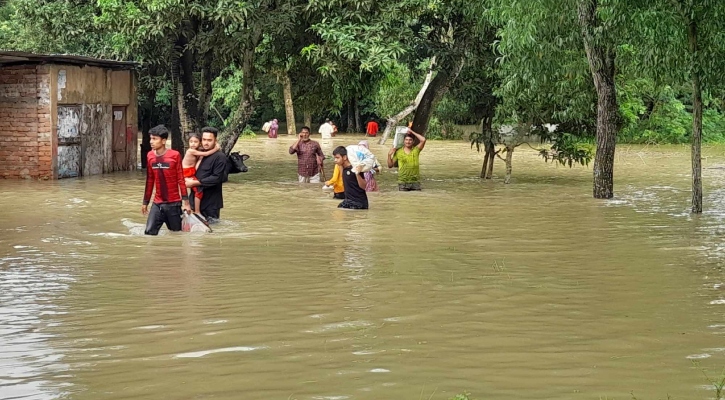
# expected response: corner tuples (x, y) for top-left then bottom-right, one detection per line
(112, 107), (127, 171)
(57, 106), (81, 179)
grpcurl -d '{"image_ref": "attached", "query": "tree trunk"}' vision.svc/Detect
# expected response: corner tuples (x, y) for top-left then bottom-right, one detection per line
(220, 39), (259, 154)
(347, 102), (354, 133)
(304, 109), (312, 130)
(140, 97), (152, 168)
(411, 57), (465, 137)
(689, 19), (703, 213)
(481, 145), (490, 178)
(485, 146), (495, 179)
(176, 34), (199, 144)
(504, 146), (513, 184)
(354, 97), (361, 133)
(378, 59), (436, 145)
(281, 71), (297, 135)
(578, 0), (618, 199)
(480, 116), (495, 179)
(197, 51), (213, 128)
(169, 56), (184, 154)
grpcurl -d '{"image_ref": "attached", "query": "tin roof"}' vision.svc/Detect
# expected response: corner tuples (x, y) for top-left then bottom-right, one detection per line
(0, 50), (137, 69)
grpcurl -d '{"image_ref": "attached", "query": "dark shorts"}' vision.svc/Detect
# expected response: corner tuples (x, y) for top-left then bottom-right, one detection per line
(338, 200), (368, 210)
(145, 202), (182, 235)
(398, 182), (422, 191)
(333, 192), (345, 200)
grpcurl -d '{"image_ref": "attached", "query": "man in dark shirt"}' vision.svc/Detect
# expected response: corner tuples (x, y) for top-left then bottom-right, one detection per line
(185, 127), (226, 221)
(332, 146), (368, 210)
(142, 125), (191, 235)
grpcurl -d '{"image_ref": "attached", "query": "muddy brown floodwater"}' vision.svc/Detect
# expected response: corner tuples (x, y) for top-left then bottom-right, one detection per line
(2, 135), (725, 400)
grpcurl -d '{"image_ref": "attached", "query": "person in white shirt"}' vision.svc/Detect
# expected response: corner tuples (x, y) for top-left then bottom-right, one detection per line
(319, 119), (333, 139)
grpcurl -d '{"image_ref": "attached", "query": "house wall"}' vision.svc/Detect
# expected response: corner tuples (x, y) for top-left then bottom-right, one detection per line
(0, 63), (137, 180)
(51, 66), (137, 178)
(0, 65), (52, 179)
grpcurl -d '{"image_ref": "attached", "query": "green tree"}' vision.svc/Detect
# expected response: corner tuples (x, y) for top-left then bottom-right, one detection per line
(627, 0), (725, 213)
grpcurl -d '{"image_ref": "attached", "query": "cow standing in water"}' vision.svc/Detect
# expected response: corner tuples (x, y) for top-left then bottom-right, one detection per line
(227, 152), (249, 174)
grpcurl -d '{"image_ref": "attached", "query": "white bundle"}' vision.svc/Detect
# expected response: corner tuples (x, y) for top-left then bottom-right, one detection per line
(346, 145), (376, 173)
(182, 213), (212, 233)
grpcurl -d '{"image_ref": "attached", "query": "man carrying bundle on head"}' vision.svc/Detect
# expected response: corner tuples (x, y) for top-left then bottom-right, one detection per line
(332, 146), (368, 210)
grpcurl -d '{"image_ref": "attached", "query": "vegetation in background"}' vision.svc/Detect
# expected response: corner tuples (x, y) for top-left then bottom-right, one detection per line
(3, 0), (725, 209)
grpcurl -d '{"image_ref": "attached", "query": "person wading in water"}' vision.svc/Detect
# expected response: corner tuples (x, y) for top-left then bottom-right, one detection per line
(185, 127), (227, 222)
(332, 146), (369, 210)
(289, 126), (324, 183)
(387, 128), (427, 191)
(142, 125), (191, 235)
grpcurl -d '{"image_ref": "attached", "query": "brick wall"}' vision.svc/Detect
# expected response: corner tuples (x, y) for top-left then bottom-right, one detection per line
(0, 65), (52, 179)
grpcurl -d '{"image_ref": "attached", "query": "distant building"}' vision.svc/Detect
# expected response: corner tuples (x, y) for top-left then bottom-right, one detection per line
(0, 51), (138, 179)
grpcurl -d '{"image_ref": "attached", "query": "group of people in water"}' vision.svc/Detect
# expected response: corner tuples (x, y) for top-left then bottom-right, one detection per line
(263, 118), (382, 139)
(140, 123), (426, 235)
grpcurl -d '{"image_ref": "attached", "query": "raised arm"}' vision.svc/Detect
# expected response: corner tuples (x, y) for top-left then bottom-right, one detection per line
(387, 147), (397, 168)
(354, 166), (367, 190)
(289, 137), (302, 154)
(408, 129), (427, 151)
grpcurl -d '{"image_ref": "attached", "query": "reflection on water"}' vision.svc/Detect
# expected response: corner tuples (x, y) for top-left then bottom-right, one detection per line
(1, 137), (725, 399)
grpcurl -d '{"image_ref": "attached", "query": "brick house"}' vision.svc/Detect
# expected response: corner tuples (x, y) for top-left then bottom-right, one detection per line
(0, 51), (138, 179)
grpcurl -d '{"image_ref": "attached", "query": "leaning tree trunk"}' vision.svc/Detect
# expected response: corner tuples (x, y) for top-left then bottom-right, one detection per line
(411, 57), (465, 136)
(220, 35), (261, 155)
(281, 71), (297, 135)
(688, 19), (703, 213)
(578, 0), (618, 199)
(304, 109), (312, 130)
(378, 59), (436, 145)
(354, 97), (361, 133)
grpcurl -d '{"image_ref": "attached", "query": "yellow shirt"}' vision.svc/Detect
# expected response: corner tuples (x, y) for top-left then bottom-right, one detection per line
(326, 164), (344, 193)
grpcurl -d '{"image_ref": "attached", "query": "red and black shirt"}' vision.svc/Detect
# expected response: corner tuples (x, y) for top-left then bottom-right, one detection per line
(143, 149), (188, 205)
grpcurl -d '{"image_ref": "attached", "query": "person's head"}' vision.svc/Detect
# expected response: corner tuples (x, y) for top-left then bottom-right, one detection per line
(201, 126), (219, 150)
(273, 119), (278, 123)
(404, 133), (415, 149)
(299, 126), (311, 141)
(188, 133), (202, 150)
(149, 125), (169, 151)
(325, 118), (330, 123)
(358, 140), (369, 149)
(332, 146), (349, 167)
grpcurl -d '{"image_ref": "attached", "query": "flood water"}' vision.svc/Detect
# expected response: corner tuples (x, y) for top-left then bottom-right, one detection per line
(2, 136), (725, 400)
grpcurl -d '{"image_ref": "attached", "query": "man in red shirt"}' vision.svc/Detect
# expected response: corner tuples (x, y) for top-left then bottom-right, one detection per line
(366, 119), (379, 137)
(142, 125), (191, 235)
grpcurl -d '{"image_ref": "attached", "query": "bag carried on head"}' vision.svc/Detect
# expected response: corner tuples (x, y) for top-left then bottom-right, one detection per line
(345, 145), (375, 173)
